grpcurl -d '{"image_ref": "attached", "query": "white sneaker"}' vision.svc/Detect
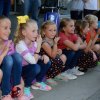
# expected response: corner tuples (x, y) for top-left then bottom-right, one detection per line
(61, 72), (77, 80)
(70, 67), (84, 76)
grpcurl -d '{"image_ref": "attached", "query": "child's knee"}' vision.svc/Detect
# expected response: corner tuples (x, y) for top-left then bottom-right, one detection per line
(93, 44), (100, 52)
(60, 54), (67, 63)
(0, 69), (3, 83)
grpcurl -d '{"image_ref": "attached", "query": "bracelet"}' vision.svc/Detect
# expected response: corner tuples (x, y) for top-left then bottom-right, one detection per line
(35, 52), (39, 54)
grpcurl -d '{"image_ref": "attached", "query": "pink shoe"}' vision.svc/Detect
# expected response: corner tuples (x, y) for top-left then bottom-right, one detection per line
(18, 94), (30, 100)
(26, 92), (34, 99)
(1, 95), (14, 100)
(32, 82), (52, 91)
(24, 87), (34, 99)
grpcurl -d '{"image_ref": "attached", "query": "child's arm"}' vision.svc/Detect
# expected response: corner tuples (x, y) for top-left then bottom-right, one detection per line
(0, 41), (11, 64)
(16, 41), (40, 64)
(76, 37), (87, 49)
(84, 39), (92, 52)
(42, 37), (60, 58)
(63, 39), (80, 51)
(91, 29), (100, 48)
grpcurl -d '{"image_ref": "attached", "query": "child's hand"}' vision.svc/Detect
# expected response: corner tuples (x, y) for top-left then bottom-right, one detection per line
(90, 30), (95, 40)
(2, 40), (12, 56)
(16, 84), (24, 97)
(92, 52), (97, 61)
(54, 37), (60, 44)
(41, 55), (49, 64)
(57, 49), (62, 55)
(97, 28), (100, 35)
(36, 35), (42, 47)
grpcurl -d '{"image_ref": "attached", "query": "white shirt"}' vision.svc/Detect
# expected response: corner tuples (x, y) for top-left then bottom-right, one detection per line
(84, 0), (98, 10)
(71, 0), (84, 11)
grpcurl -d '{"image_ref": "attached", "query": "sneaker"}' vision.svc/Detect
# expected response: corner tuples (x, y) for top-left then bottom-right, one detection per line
(70, 67), (84, 76)
(55, 74), (68, 81)
(31, 82), (52, 91)
(1, 95), (13, 100)
(18, 94), (30, 100)
(46, 78), (58, 86)
(78, 67), (88, 72)
(24, 87), (34, 99)
(61, 72), (77, 80)
(98, 61), (100, 65)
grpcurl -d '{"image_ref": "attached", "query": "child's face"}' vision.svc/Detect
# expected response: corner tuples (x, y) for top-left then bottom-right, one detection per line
(23, 22), (38, 42)
(83, 24), (89, 35)
(44, 24), (57, 39)
(0, 19), (11, 41)
(64, 20), (75, 34)
(91, 20), (98, 29)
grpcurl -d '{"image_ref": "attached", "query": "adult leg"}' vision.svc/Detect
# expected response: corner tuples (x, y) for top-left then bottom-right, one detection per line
(3, 0), (11, 16)
(31, 0), (40, 21)
(23, 0), (30, 15)
(0, 0), (4, 16)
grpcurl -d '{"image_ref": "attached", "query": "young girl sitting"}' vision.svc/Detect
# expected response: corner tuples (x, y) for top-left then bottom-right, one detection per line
(0, 16), (27, 100)
(58, 18), (85, 79)
(14, 18), (52, 99)
(75, 20), (98, 72)
(85, 14), (100, 65)
(40, 21), (68, 85)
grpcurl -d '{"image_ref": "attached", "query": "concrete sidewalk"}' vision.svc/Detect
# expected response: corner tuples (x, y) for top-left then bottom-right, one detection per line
(32, 65), (100, 100)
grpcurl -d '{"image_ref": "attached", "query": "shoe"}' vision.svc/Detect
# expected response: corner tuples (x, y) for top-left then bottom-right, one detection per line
(55, 74), (68, 81)
(78, 68), (88, 72)
(98, 61), (100, 65)
(1, 95), (14, 100)
(46, 78), (58, 86)
(18, 94), (30, 100)
(24, 87), (34, 99)
(61, 72), (77, 80)
(31, 82), (52, 91)
(70, 67), (84, 76)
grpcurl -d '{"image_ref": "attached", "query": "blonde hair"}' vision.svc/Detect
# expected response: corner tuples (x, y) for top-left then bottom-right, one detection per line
(85, 14), (98, 27)
(14, 19), (37, 45)
(40, 20), (57, 38)
(59, 18), (74, 33)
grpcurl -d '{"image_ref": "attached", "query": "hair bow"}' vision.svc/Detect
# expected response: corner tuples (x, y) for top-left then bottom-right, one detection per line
(17, 15), (29, 24)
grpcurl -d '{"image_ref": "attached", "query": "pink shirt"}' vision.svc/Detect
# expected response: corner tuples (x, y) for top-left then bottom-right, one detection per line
(16, 40), (37, 66)
(0, 40), (14, 55)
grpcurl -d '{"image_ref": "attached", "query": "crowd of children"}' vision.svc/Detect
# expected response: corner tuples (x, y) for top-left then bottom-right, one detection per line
(0, 14), (100, 100)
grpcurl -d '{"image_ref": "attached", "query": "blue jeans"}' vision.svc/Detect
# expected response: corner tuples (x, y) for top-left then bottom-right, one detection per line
(22, 64), (40, 87)
(22, 60), (51, 87)
(1, 53), (22, 96)
(23, 0), (41, 21)
(0, 0), (11, 16)
(36, 60), (51, 82)
(62, 49), (82, 71)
